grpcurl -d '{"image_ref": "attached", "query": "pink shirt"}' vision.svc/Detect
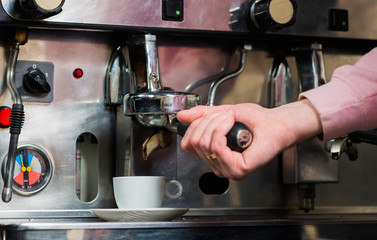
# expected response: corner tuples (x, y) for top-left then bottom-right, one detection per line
(300, 48), (377, 141)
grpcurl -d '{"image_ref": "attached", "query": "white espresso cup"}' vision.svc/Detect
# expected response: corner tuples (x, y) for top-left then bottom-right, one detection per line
(113, 176), (183, 209)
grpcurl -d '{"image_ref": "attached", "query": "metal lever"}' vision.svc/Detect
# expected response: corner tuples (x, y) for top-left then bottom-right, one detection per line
(177, 121), (252, 152)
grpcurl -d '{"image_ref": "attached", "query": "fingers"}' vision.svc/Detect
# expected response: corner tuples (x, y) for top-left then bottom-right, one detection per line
(180, 109), (237, 178)
(181, 110), (233, 164)
(178, 103), (296, 180)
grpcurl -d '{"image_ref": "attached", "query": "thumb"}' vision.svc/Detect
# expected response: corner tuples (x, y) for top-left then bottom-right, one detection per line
(177, 105), (233, 124)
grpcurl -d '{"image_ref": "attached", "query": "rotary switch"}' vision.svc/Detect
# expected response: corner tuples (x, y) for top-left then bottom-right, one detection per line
(19, 0), (65, 19)
(250, 0), (297, 31)
(23, 68), (51, 94)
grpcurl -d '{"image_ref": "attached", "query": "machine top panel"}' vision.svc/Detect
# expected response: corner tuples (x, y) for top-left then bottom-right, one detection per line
(1, 0), (377, 40)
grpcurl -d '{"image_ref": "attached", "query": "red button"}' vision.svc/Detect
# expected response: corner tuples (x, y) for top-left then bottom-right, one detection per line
(0, 106), (11, 128)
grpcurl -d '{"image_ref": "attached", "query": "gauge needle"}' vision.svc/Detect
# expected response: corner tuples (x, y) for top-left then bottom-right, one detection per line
(20, 154), (26, 172)
(30, 158), (39, 168)
(27, 158), (39, 172)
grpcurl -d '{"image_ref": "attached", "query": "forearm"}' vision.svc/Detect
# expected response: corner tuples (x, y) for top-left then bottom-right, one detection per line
(300, 48), (377, 141)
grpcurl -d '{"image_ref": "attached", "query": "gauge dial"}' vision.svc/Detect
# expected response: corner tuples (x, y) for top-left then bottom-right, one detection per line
(2, 145), (52, 196)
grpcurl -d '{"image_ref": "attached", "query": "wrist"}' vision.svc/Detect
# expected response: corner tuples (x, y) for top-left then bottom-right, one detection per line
(279, 99), (323, 144)
(294, 98), (323, 142)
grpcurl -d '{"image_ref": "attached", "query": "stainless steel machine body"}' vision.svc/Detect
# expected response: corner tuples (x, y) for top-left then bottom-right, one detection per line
(0, 0), (376, 239)
(0, 0), (376, 40)
(0, 30), (118, 212)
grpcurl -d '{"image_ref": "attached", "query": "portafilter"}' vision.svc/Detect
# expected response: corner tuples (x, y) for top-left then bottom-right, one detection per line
(124, 34), (252, 153)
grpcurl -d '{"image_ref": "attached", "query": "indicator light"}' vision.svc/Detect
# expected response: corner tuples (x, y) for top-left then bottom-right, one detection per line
(329, 9), (348, 31)
(162, 0), (184, 21)
(0, 106), (11, 128)
(73, 68), (84, 79)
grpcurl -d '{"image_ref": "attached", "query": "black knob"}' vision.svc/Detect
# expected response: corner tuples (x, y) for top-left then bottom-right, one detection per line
(23, 68), (51, 94)
(19, 0), (64, 19)
(250, 0), (297, 31)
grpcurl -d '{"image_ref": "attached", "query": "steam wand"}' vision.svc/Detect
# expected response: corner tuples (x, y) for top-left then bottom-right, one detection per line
(2, 29), (28, 202)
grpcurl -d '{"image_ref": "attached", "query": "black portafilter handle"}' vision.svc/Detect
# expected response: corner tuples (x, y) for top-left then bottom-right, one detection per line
(177, 121), (253, 152)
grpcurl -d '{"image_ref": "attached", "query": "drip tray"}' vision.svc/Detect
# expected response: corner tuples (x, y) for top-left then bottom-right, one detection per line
(2, 209), (377, 239)
(2, 218), (377, 240)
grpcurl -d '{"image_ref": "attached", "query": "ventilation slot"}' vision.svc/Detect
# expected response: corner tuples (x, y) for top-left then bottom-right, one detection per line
(76, 132), (99, 202)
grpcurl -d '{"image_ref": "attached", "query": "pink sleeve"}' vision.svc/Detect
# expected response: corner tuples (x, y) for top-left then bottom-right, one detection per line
(299, 48), (377, 141)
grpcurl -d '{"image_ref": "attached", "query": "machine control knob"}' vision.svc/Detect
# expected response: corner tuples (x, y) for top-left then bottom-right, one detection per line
(19, 0), (65, 19)
(250, 0), (297, 31)
(23, 68), (51, 94)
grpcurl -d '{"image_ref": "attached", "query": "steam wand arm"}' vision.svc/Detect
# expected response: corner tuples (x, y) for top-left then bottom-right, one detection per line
(2, 30), (27, 202)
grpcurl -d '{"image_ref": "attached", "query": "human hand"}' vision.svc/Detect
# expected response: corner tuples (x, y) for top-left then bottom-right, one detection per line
(177, 99), (322, 180)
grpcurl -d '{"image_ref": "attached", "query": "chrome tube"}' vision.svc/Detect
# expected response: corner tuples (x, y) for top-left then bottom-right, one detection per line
(145, 34), (163, 92)
(6, 42), (21, 104)
(184, 51), (232, 93)
(207, 44), (251, 106)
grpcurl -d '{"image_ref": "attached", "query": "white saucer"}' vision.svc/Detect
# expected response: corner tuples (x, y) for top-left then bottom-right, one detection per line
(90, 208), (189, 222)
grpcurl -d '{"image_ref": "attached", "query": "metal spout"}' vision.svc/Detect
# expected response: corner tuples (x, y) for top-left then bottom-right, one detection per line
(268, 56), (296, 107)
(328, 137), (358, 161)
(294, 43), (327, 91)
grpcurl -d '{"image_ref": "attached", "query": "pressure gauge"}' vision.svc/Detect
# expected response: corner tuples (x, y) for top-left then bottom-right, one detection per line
(2, 144), (53, 196)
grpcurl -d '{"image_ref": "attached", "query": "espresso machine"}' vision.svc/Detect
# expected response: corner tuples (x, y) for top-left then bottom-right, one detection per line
(0, 0), (376, 239)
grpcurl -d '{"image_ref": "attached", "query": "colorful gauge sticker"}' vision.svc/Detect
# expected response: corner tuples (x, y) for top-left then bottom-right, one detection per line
(3, 145), (52, 196)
